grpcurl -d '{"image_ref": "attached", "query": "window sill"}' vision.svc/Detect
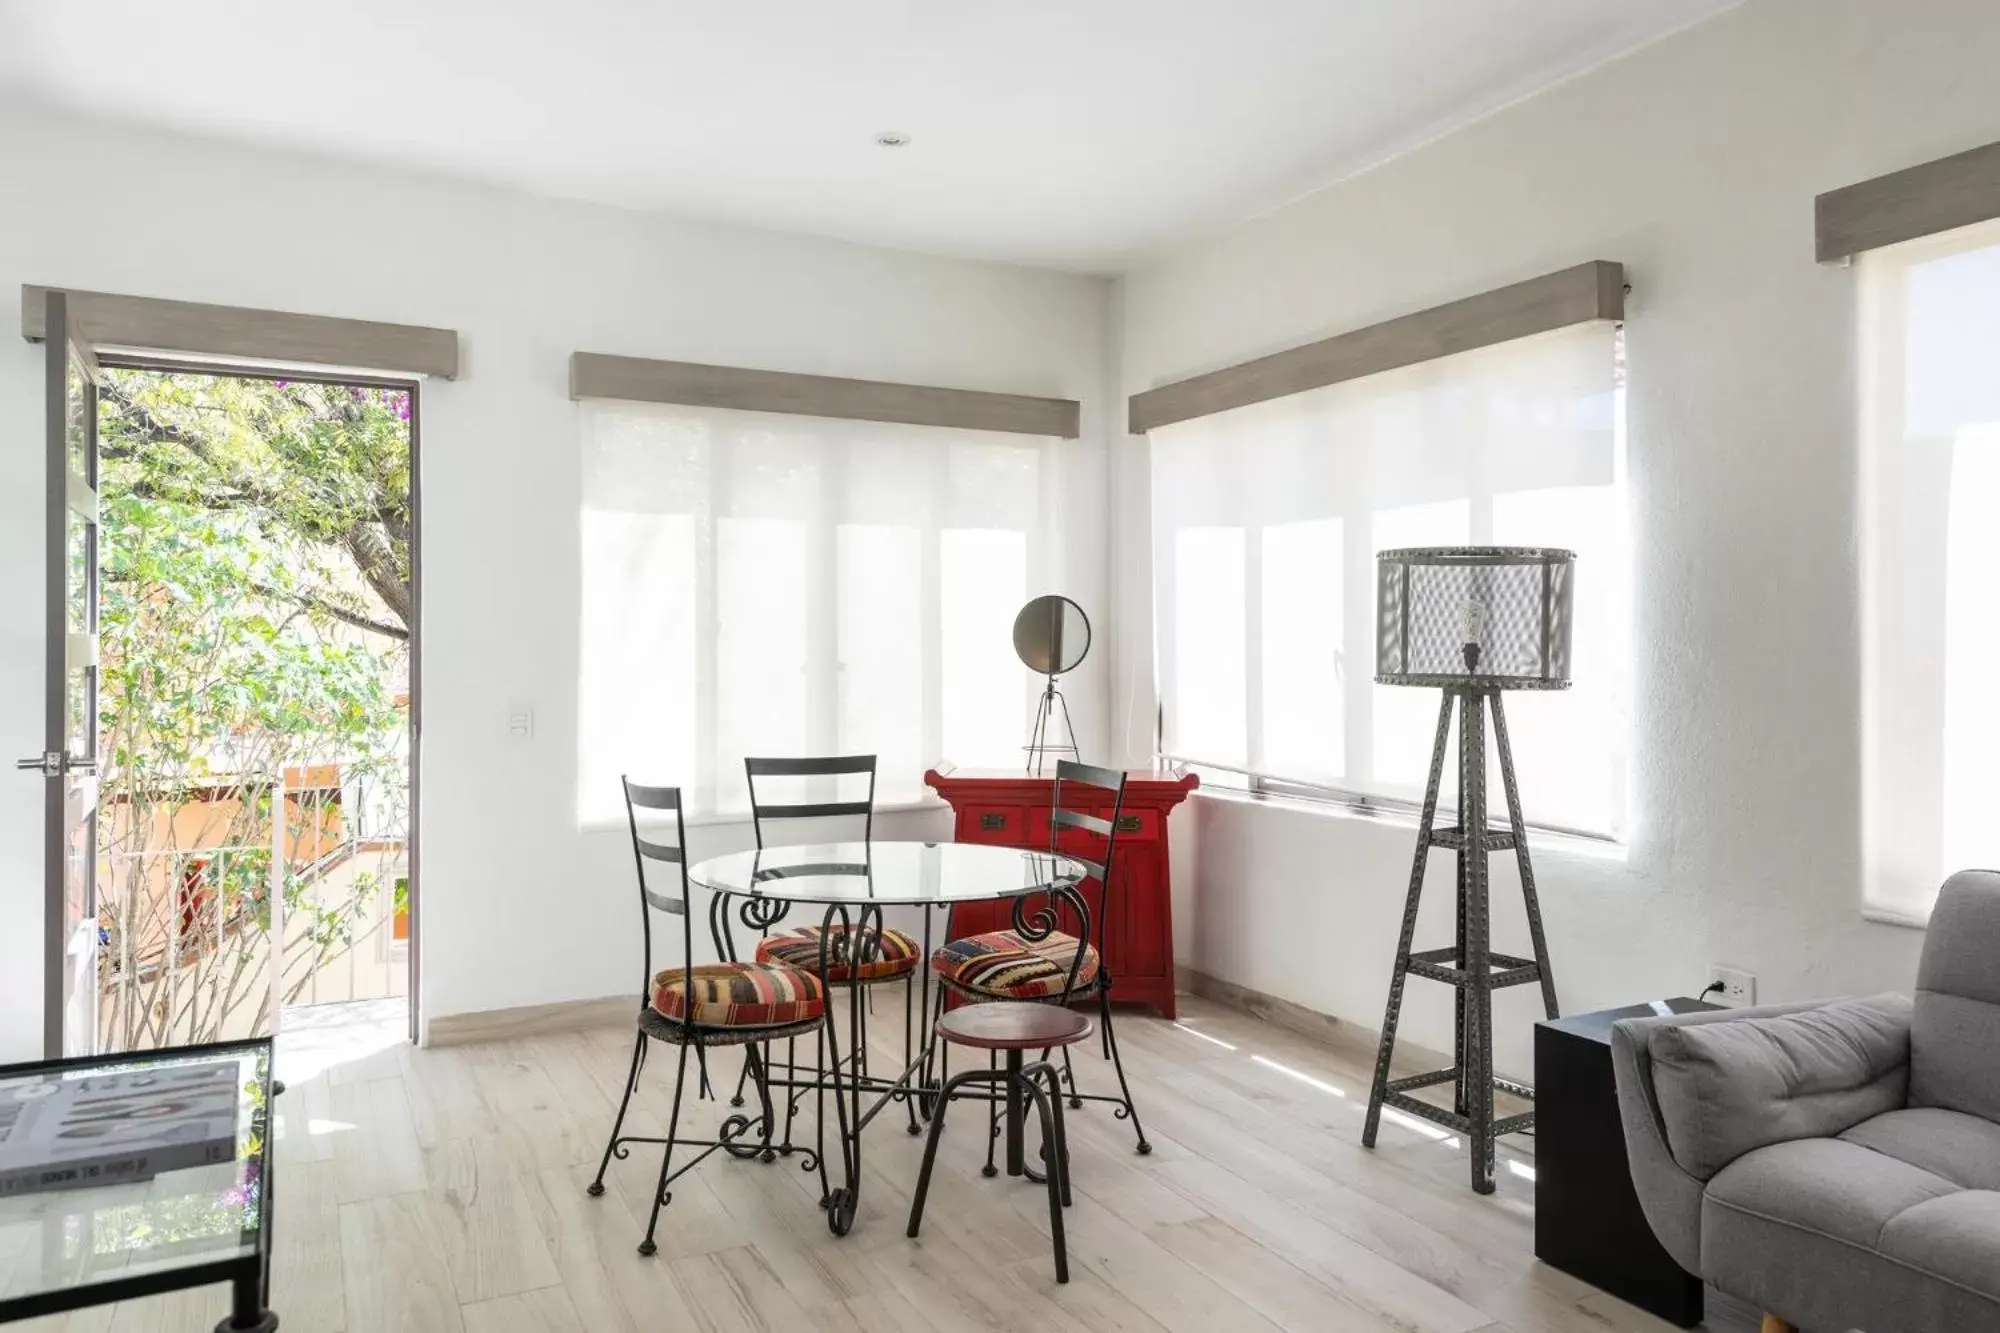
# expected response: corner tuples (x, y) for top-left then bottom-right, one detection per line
(1189, 783), (1630, 864)
(1860, 906), (1931, 932)
(582, 796), (950, 834)
(683, 796), (949, 830)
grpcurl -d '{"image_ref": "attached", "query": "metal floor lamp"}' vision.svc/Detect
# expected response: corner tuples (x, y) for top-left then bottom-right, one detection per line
(1361, 546), (1572, 1194)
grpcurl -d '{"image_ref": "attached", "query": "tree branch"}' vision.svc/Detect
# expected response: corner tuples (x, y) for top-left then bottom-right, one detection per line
(249, 581), (408, 642)
(339, 525), (413, 630)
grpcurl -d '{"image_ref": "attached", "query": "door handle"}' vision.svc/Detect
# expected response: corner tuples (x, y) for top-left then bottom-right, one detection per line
(15, 751), (94, 776)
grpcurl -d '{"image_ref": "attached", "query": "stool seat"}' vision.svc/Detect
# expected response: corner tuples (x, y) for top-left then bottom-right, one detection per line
(936, 1001), (1093, 1051)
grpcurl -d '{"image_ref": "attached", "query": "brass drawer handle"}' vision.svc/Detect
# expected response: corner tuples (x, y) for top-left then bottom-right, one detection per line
(979, 812), (1008, 831)
(1115, 815), (1143, 834)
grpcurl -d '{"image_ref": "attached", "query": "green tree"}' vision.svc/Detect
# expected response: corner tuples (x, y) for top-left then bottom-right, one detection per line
(99, 374), (413, 638)
(95, 370), (412, 1048)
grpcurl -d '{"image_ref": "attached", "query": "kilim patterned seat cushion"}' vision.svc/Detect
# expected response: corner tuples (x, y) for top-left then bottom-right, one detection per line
(650, 961), (825, 1027)
(754, 924), (921, 984)
(932, 929), (1100, 1001)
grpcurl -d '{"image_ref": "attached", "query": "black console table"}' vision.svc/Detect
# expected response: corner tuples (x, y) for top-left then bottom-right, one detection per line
(1534, 997), (1718, 1328)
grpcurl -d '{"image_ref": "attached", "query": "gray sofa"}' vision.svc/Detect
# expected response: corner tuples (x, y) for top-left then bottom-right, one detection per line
(1610, 870), (2000, 1332)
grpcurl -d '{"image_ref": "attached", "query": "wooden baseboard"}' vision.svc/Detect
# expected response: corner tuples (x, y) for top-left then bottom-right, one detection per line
(1176, 964), (1461, 1079)
(424, 994), (632, 1047)
(1177, 964), (1367, 1052)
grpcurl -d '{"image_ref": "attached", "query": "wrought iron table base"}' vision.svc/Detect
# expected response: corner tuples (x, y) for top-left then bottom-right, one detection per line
(1360, 686), (1561, 1193)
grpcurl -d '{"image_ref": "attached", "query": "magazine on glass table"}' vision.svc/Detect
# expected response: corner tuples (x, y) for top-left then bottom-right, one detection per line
(0, 1058), (241, 1197)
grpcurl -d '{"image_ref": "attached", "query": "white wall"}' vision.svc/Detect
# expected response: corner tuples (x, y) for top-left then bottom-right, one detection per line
(0, 108), (1111, 1057)
(1114, 0), (2000, 1074)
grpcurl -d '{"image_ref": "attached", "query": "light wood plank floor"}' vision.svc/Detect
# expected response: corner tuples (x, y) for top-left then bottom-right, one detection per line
(20, 996), (1759, 1333)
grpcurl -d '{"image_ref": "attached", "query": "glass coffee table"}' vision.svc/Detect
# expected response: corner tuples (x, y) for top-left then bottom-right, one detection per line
(0, 1038), (277, 1331)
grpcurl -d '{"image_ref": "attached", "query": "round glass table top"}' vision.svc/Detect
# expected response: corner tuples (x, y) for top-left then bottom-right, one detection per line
(687, 840), (1085, 906)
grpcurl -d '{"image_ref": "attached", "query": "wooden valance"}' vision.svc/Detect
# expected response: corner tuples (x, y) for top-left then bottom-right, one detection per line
(1817, 140), (2000, 263)
(21, 286), (459, 379)
(571, 352), (1080, 438)
(1127, 261), (1624, 434)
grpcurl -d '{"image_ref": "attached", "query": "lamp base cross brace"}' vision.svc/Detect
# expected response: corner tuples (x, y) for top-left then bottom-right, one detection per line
(1360, 685), (1560, 1193)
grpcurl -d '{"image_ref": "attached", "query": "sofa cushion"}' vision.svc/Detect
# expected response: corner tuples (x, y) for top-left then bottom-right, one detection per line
(1841, 1107), (2000, 1191)
(1879, 1191), (2000, 1305)
(1911, 873), (2000, 1121)
(1707, 1138), (1957, 1249)
(1702, 1138), (2000, 1330)
(1646, 994), (1911, 1177)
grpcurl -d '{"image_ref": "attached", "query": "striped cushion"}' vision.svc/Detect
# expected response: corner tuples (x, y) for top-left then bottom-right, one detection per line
(933, 929), (1099, 1001)
(754, 925), (921, 983)
(650, 962), (825, 1028)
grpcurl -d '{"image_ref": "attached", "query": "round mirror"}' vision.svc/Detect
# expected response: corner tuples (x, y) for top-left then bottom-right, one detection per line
(1012, 595), (1091, 676)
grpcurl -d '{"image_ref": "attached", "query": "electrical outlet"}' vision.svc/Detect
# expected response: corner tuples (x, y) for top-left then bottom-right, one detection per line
(1706, 965), (1756, 1008)
(505, 704), (534, 740)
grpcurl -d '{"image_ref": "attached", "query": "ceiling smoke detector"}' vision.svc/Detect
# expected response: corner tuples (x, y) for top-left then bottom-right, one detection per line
(872, 131), (911, 148)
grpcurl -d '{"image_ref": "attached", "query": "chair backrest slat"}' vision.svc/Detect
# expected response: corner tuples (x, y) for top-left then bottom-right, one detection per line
(621, 775), (694, 1009)
(751, 800), (873, 822)
(1051, 808), (1112, 838)
(1064, 854), (1107, 882)
(1050, 759), (1128, 962)
(746, 755), (876, 777)
(634, 836), (683, 864)
(625, 781), (681, 810)
(1055, 759), (1125, 793)
(746, 755), (877, 850)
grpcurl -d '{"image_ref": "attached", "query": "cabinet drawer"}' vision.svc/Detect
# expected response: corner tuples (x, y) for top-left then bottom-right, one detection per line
(1031, 806), (1159, 844)
(958, 805), (1028, 844)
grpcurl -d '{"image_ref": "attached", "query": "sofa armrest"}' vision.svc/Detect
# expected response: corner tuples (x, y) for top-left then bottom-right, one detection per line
(1645, 993), (1911, 1173)
(1610, 999), (1832, 1274)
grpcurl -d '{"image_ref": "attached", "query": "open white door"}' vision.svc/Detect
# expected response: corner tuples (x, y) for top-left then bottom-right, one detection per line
(17, 290), (102, 1058)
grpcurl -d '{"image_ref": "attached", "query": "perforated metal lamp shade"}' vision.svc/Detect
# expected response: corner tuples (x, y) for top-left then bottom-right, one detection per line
(1375, 546), (1574, 689)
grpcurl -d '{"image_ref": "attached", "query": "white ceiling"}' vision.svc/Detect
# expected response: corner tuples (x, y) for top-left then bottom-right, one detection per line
(0, 1), (1739, 272)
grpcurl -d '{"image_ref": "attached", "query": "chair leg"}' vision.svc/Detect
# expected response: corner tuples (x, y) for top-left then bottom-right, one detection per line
(908, 1067), (982, 1239)
(812, 1028), (830, 1205)
(782, 1035), (798, 1144)
(856, 981), (871, 1083)
(982, 1050), (1001, 1178)
(1098, 989), (1151, 1155)
(638, 1041), (694, 1257)
(588, 1031), (646, 1197)
(1028, 1061), (1072, 1208)
(1022, 1075), (1069, 1284)
(729, 1045), (752, 1108)
(903, 974), (922, 1135)
(746, 1044), (778, 1162)
(1060, 1043), (1081, 1109)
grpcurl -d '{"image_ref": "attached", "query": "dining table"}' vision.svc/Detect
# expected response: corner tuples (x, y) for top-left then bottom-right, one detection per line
(686, 839), (1088, 1236)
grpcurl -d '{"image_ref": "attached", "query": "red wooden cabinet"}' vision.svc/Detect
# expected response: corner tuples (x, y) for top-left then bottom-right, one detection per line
(924, 766), (1198, 1019)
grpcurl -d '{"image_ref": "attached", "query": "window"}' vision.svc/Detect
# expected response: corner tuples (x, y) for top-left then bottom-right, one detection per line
(1150, 322), (1629, 837)
(1860, 218), (2000, 923)
(578, 402), (1055, 820)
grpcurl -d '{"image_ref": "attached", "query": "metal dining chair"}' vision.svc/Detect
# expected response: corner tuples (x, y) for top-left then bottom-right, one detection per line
(588, 778), (826, 1256)
(927, 760), (1150, 1158)
(730, 755), (922, 1131)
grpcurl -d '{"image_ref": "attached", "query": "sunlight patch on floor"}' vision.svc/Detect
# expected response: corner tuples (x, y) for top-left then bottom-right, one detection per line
(1249, 1053), (1348, 1097)
(1169, 1021), (1238, 1051)
(276, 998), (408, 1084)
